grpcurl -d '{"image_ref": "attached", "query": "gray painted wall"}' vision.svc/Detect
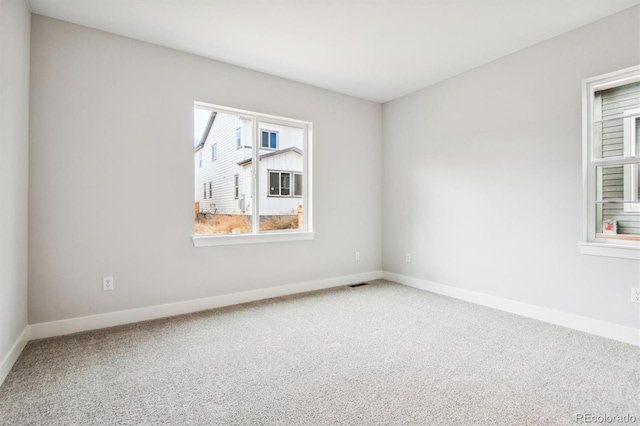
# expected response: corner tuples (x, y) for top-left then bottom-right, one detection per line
(0, 0), (30, 360)
(382, 6), (640, 329)
(28, 16), (382, 324)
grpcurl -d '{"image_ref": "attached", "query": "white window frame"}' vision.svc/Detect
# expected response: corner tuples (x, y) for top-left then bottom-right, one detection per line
(268, 170), (298, 197)
(579, 65), (640, 260)
(234, 174), (239, 200)
(267, 170), (303, 198)
(260, 130), (278, 150)
(192, 102), (314, 247)
(212, 143), (217, 161)
(236, 127), (242, 150)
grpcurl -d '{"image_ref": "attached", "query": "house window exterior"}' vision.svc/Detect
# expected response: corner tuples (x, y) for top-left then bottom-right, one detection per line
(261, 130), (278, 149)
(203, 183), (206, 199)
(580, 65), (640, 260)
(199, 152), (202, 168)
(268, 170), (302, 197)
(294, 173), (303, 197)
(193, 102), (312, 243)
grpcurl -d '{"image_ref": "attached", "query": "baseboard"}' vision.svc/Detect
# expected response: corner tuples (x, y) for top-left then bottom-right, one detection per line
(383, 271), (640, 347)
(0, 325), (30, 387)
(29, 269), (635, 347)
(29, 270), (383, 340)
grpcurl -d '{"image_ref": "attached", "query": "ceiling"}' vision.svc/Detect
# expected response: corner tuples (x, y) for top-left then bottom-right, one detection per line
(26, 0), (640, 103)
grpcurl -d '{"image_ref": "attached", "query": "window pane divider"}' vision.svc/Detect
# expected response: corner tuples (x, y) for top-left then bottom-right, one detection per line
(591, 156), (640, 167)
(595, 200), (640, 204)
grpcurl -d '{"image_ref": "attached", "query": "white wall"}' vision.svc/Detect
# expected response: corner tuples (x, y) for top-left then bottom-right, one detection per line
(28, 16), (382, 324)
(382, 7), (640, 329)
(0, 0), (30, 366)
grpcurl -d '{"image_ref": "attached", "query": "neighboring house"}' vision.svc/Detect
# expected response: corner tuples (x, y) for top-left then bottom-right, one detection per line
(194, 110), (304, 216)
(597, 81), (640, 235)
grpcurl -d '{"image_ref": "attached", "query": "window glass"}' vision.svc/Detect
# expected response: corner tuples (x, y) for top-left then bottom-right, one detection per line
(587, 74), (640, 242)
(294, 173), (302, 196)
(194, 108), (253, 234)
(195, 104), (310, 236)
(269, 172), (280, 196)
(280, 172), (291, 196)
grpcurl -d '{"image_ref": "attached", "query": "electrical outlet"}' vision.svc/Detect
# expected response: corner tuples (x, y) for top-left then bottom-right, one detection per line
(405, 253), (411, 262)
(631, 288), (640, 304)
(355, 252), (361, 261)
(103, 277), (114, 291)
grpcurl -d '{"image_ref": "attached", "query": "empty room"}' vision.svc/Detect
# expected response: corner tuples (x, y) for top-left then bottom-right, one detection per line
(1, 0), (639, 424)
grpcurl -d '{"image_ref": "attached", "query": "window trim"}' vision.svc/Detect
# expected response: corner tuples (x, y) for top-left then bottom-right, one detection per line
(192, 102), (313, 246)
(260, 130), (278, 150)
(212, 143), (217, 161)
(580, 65), (640, 260)
(193, 231), (315, 247)
(267, 170), (302, 198)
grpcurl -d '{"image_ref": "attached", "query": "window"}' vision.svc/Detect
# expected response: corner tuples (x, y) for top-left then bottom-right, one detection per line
(581, 65), (640, 260)
(199, 152), (202, 168)
(193, 102), (312, 245)
(212, 143), (217, 161)
(294, 173), (303, 197)
(268, 171), (302, 197)
(261, 130), (278, 149)
(203, 183), (206, 199)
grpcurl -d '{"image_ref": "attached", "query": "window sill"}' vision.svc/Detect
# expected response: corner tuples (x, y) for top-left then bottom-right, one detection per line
(192, 231), (315, 247)
(578, 242), (640, 260)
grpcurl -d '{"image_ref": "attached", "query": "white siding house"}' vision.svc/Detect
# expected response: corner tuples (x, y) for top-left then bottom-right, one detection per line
(194, 110), (304, 216)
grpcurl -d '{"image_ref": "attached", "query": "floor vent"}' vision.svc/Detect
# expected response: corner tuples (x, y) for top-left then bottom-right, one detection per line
(348, 283), (369, 288)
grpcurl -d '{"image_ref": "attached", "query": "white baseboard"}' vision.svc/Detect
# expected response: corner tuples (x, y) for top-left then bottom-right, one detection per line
(383, 271), (640, 347)
(29, 271), (383, 340)
(28, 270), (638, 347)
(382, 272), (640, 346)
(0, 325), (30, 387)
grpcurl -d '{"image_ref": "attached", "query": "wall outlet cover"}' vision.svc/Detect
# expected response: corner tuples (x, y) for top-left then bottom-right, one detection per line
(103, 277), (114, 291)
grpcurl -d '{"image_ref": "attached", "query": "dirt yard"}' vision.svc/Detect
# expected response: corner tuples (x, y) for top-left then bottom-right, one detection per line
(194, 214), (298, 235)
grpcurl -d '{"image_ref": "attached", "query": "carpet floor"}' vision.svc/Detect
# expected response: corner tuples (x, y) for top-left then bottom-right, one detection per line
(0, 280), (638, 425)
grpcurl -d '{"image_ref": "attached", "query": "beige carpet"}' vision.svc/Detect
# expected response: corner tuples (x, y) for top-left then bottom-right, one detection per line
(1, 280), (639, 425)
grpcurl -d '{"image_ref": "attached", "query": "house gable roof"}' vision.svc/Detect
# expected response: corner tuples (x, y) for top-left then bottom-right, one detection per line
(194, 111), (216, 151)
(237, 147), (302, 166)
